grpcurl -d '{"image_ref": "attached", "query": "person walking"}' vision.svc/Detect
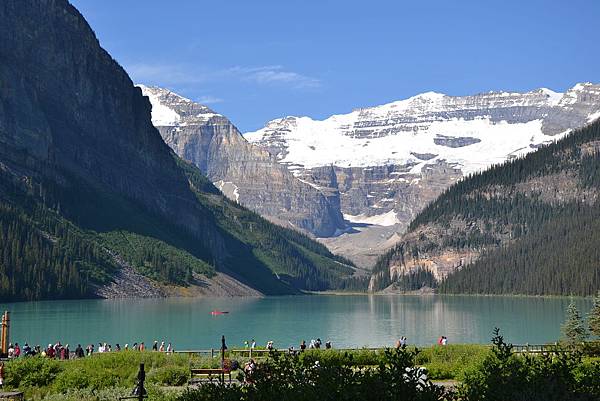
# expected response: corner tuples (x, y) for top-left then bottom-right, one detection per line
(0, 362), (4, 388)
(300, 340), (306, 351)
(166, 342), (172, 353)
(75, 344), (84, 358)
(59, 345), (66, 360)
(46, 344), (55, 359)
(152, 341), (158, 351)
(159, 341), (165, 352)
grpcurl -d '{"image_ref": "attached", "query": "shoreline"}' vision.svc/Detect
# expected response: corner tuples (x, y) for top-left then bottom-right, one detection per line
(1, 288), (595, 305)
(304, 290), (595, 300)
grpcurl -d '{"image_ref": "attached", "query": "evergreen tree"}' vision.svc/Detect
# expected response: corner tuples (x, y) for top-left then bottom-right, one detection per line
(375, 119), (600, 296)
(561, 301), (587, 344)
(588, 291), (600, 337)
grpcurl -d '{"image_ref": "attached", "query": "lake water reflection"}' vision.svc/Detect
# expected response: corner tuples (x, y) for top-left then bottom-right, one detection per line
(0, 295), (592, 350)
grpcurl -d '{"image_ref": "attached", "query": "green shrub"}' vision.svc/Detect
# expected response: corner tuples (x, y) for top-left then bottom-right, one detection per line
(178, 348), (449, 401)
(458, 328), (600, 401)
(53, 368), (91, 392)
(5, 356), (62, 388)
(298, 349), (381, 367)
(150, 365), (189, 386)
(415, 344), (490, 380)
(41, 386), (129, 401)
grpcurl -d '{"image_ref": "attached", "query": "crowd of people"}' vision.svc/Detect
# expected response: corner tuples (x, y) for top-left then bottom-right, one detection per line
(5, 340), (175, 360)
(241, 338), (334, 353)
(4, 336), (448, 361)
(394, 335), (449, 348)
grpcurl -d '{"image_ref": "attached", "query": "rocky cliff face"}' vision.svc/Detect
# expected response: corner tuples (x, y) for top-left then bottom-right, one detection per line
(0, 0), (355, 299)
(139, 86), (345, 237)
(245, 84), (600, 266)
(0, 0), (219, 246)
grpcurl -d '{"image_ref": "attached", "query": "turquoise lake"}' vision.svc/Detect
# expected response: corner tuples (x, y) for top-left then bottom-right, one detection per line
(0, 295), (593, 350)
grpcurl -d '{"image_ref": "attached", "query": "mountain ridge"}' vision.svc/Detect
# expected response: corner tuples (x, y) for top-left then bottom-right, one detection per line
(243, 83), (600, 267)
(139, 84), (346, 237)
(0, 0), (355, 301)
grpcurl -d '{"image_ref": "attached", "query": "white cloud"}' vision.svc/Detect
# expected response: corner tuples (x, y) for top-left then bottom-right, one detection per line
(126, 63), (321, 90)
(127, 63), (209, 85)
(226, 65), (321, 89)
(196, 95), (224, 104)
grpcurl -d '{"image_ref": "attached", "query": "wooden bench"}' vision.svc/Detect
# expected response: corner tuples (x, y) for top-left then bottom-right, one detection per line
(190, 368), (232, 384)
(0, 391), (24, 401)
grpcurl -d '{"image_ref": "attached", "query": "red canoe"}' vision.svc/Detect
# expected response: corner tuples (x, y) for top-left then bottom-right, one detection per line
(211, 310), (229, 315)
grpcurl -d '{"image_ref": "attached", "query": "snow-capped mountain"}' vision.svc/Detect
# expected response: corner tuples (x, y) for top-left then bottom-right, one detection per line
(246, 84), (600, 175)
(139, 85), (345, 237)
(245, 83), (600, 267)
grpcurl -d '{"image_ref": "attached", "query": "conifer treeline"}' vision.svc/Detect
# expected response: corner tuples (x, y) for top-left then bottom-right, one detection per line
(0, 202), (113, 301)
(179, 157), (357, 293)
(373, 119), (600, 296)
(0, 156), (359, 301)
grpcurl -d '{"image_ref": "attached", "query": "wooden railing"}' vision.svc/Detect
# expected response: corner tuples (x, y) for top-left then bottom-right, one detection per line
(174, 343), (591, 358)
(174, 347), (388, 356)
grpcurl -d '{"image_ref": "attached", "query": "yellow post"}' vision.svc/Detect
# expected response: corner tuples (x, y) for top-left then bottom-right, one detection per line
(1, 311), (9, 356)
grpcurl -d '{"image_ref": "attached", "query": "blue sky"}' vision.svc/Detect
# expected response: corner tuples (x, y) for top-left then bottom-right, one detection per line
(71, 0), (600, 132)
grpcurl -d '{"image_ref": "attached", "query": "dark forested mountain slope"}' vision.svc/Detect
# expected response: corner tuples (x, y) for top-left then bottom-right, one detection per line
(0, 0), (354, 301)
(370, 119), (600, 296)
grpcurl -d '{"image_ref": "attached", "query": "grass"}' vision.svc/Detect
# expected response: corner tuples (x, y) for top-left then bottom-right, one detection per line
(415, 344), (491, 380)
(2, 345), (490, 399)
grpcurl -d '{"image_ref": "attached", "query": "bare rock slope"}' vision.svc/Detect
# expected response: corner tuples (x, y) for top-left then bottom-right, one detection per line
(139, 86), (345, 237)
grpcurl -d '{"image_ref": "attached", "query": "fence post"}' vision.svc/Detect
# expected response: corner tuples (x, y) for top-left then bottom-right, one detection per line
(221, 336), (227, 385)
